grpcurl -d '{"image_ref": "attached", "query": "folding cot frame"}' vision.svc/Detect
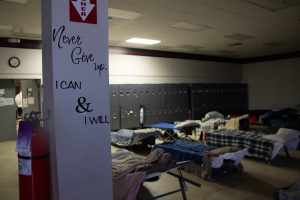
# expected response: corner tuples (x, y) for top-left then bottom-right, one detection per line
(143, 160), (201, 200)
(112, 149), (200, 200)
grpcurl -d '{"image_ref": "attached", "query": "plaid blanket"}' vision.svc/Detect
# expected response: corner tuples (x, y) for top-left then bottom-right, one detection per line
(205, 129), (274, 161)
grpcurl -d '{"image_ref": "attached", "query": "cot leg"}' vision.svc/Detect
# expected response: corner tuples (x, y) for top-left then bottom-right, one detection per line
(284, 146), (290, 158)
(267, 159), (273, 165)
(177, 169), (187, 200)
(178, 177), (187, 200)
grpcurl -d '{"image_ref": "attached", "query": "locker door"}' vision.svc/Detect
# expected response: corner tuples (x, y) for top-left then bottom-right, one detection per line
(0, 80), (16, 141)
(20, 80), (41, 116)
(120, 84), (132, 107)
(120, 105), (140, 129)
(177, 84), (189, 106)
(144, 105), (157, 125)
(109, 85), (120, 130)
(139, 84), (152, 106)
(150, 84), (164, 106)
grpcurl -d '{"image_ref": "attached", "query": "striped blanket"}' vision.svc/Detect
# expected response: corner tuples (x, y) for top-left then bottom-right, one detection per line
(205, 129), (274, 161)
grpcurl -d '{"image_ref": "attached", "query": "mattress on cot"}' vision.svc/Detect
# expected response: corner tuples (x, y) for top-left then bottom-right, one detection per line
(154, 139), (215, 165)
(111, 128), (162, 147)
(154, 140), (246, 167)
(205, 129), (275, 161)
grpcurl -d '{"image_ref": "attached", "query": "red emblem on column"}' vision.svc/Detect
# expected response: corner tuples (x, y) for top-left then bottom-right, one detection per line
(70, 0), (97, 24)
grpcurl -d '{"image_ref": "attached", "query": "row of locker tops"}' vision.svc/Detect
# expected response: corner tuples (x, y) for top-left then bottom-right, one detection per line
(112, 88), (246, 97)
(112, 89), (188, 97)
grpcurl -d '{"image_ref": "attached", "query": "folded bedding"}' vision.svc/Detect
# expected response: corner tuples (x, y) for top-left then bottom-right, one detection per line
(111, 128), (162, 147)
(111, 129), (134, 147)
(112, 148), (171, 200)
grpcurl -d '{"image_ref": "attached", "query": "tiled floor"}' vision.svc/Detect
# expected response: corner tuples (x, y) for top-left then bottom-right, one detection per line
(1, 140), (300, 200)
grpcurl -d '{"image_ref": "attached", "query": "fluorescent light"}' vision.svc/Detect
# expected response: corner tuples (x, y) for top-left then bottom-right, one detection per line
(126, 38), (161, 45)
(2, 0), (27, 4)
(7, 38), (21, 43)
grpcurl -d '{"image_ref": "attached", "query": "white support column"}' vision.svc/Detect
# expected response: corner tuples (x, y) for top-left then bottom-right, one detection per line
(41, 1), (112, 199)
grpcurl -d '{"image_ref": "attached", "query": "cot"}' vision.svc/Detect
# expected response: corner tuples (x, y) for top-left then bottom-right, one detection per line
(205, 128), (300, 162)
(154, 139), (247, 179)
(112, 148), (200, 200)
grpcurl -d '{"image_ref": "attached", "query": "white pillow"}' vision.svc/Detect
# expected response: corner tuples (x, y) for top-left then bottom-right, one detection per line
(262, 128), (300, 143)
(276, 128), (300, 141)
(262, 134), (285, 143)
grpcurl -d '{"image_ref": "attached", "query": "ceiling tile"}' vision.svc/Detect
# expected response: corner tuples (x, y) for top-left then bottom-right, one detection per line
(224, 33), (254, 41)
(0, 0), (300, 58)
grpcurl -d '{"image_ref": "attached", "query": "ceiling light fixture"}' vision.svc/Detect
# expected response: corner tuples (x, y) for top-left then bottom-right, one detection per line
(7, 38), (21, 43)
(126, 38), (161, 45)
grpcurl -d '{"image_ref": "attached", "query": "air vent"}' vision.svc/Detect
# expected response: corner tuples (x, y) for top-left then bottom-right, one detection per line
(108, 8), (141, 20)
(178, 45), (202, 50)
(228, 42), (243, 47)
(217, 50), (236, 54)
(246, 0), (300, 12)
(264, 41), (283, 47)
(172, 22), (210, 32)
(154, 45), (172, 50)
(225, 33), (253, 41)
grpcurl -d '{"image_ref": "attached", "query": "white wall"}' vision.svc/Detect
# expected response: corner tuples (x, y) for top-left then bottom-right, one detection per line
(243, 57), (300, 110)
(3, 46), (300, 111)
(0, 47), (42, 79)
(109, 54), (242, 84)
(2, 47), (300, 112)
(0, 47), (243, 84)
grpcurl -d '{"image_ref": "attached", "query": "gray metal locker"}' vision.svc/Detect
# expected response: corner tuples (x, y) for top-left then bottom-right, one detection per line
(109, 85), (120, 130)
(120, 105), (140, 129)
(139, 84), (153, 106)
(120, 84), (140, 106)
(0, 80), (16, 141)
(149, 84), (164, 106)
